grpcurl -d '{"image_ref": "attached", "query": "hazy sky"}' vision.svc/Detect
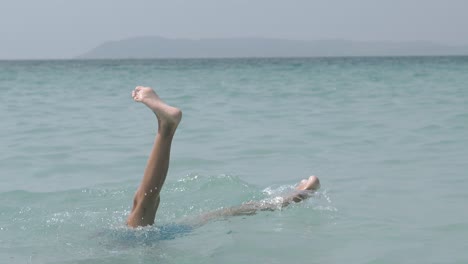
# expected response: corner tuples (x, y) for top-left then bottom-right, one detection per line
(1, 0), (467, 59)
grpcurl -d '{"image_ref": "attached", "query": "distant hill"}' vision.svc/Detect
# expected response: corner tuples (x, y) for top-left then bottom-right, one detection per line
(78, 36), (468, 59)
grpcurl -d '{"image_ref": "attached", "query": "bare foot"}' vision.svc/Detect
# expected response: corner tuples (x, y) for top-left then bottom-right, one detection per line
(288, 176), (320, 203)
(132, 86), (182, 132)
(296, 176), (320, 191)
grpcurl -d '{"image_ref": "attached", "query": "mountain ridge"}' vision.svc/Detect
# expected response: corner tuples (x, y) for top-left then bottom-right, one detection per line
(78, 36), (468, 59)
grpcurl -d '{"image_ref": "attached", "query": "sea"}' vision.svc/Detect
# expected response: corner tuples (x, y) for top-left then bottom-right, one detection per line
(0, 57), (467, 264)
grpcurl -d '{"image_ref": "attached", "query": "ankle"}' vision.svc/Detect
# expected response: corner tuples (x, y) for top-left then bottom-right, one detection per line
(158, 123), (177, 137)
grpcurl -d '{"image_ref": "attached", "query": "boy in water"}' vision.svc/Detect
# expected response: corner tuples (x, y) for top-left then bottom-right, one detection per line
(127, 86), (320, 228)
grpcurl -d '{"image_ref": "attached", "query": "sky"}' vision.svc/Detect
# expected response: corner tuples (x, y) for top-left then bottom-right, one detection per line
(1, 0), (467, 59)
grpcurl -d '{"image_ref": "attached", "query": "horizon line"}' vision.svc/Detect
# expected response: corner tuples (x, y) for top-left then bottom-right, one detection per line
(3, 36), (468, 60)
(2, 54), (468, 61)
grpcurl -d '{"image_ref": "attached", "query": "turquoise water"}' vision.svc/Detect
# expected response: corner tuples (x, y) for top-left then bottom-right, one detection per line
(1, 57), (467, 263)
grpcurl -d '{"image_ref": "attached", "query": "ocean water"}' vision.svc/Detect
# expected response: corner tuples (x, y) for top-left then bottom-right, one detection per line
(1, 57), (467, 263)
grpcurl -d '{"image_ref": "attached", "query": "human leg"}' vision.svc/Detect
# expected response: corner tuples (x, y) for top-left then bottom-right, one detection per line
(190, 176), (320, 226)
(127, 86), (182, 228)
